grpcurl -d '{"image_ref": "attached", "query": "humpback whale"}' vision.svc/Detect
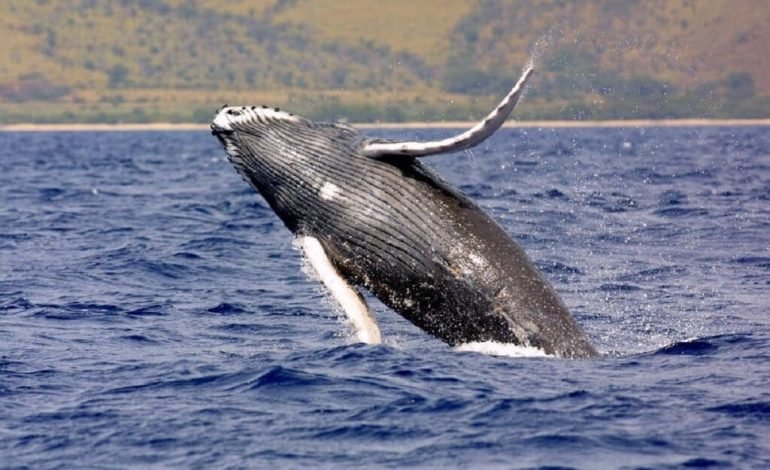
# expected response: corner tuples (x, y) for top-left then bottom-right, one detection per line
(211, 65), (598, 358)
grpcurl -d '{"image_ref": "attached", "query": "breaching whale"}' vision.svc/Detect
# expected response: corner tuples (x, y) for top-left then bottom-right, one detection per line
(211, 65), (598, 358)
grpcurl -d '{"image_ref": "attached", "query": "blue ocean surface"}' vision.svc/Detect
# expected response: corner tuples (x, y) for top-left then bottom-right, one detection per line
(1, 126), (768, 468)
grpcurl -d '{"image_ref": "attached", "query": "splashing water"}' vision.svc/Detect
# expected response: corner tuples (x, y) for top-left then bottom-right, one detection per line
(455, 341), (552, 358)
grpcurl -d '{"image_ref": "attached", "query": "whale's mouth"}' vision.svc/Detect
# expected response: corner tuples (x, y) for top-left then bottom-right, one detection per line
(210, 105), (229, 144)
(210, 122), (233, 136)
(210, 121), (234, 150)
(210, 105), (236, 137)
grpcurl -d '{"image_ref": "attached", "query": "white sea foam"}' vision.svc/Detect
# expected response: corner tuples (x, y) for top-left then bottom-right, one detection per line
(455, 341), (553, 358)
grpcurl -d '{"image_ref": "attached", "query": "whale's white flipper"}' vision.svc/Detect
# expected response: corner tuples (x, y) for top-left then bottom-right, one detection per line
(361, 65), (534, 158)
(300, 236), (382, 344)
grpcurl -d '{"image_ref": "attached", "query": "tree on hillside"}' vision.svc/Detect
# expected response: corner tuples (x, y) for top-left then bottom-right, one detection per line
(107, 65), (130, 88)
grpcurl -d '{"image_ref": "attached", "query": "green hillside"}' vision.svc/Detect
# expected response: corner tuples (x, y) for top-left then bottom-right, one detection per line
(1, 0), (768, 123)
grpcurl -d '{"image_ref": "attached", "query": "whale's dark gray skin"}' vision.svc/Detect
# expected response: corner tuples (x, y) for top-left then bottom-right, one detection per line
(211, 66), (598, 358)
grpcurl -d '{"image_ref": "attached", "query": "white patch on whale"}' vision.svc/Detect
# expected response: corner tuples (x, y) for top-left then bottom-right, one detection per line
(468, 252), (486, 267)
(319, 182), (341, 201)
(449, 243), (488, 276)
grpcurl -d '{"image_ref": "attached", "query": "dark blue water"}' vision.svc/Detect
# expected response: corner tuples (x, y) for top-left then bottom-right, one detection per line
(1, 126), (768, 468)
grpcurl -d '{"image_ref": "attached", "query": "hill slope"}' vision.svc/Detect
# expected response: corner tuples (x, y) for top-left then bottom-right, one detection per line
(0, 0), (768, 123)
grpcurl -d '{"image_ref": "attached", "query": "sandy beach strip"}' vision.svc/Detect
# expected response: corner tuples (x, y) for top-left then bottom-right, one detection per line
(1, 119), (769, 132)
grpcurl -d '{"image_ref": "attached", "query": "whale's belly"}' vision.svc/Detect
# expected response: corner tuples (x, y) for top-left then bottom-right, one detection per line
(307, 158), (597, 358)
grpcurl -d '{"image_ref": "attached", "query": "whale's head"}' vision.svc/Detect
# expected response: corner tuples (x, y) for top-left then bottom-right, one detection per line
(211, 105), (366, 231)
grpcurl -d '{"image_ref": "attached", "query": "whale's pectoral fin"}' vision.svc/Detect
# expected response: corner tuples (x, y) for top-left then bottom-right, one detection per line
(361, 65), (534, 158)
(300, 236), (382, 345)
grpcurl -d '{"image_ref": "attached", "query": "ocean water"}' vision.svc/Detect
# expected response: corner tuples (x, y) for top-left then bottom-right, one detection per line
(1, 126), (768, 468)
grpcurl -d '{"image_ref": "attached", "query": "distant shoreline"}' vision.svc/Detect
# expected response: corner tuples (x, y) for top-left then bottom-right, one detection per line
(2, 119), (769, 132)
